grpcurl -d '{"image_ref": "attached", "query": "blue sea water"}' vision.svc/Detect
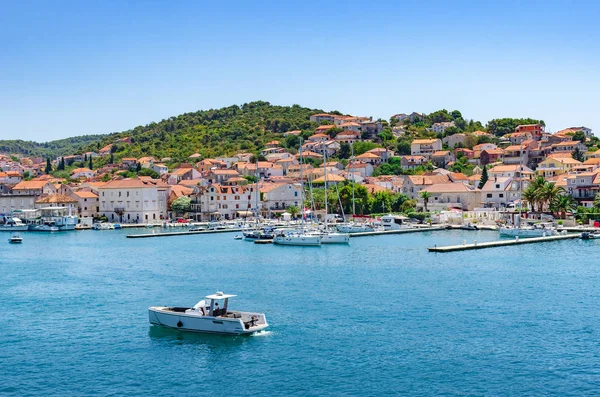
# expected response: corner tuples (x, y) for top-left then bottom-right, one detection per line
(1, 229), (600, 396)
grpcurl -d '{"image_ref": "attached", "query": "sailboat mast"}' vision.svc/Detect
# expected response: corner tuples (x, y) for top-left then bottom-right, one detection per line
(351, 144), (356, 217)
(323, 146), (328, 230)
(299, 138), (305, 231)
(518, 144), (523, 227)
(255, 157), (259, 227)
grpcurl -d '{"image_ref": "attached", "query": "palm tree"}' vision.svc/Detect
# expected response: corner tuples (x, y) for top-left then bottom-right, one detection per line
(522, 185), (538, 212)
(540, 183), (564, 212)
(550, 194), (576, 219)
(420, 191), (431, 212)
(287, 205), (300, 219)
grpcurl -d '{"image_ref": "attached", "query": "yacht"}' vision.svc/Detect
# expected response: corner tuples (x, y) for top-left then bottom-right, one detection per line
(273, 229), (321, 246)
(0, 215), (29, 232)
(336, 222), (374, 233)
(148, 291), (269, 335)
(92, 222), (115, 230)
(381, 214), (412, 231)
(499, 222), (557, 238)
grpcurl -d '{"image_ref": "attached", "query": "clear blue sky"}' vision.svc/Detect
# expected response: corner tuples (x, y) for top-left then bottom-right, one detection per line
(1, 0), (598, 141)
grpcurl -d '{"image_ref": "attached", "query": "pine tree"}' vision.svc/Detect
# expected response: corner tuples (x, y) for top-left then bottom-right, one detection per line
(88, 156), (93, 170)
(84, 154), (87, 161)
(109, 153), (114, 164)
(478, 166), (488, 189)
(45, 158), (52, 174)
(58, 157), (65, 171)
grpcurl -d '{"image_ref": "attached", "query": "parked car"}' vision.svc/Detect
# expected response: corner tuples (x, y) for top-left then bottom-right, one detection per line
(175, 218), (190, 223)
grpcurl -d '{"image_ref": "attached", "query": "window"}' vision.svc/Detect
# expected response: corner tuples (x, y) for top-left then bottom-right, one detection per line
(119, 192), (121, 197)
(495, 184), (500, 189)
(499, 194), (504, 198)
(127, 192), (130, 197)
(294, 191), (298, 197)
(486, 193), (493, 198)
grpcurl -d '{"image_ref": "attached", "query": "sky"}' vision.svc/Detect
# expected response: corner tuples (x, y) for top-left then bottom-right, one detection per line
(1, 0), (599, 141)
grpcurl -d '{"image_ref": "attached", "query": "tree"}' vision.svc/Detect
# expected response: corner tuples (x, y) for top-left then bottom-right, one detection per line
(109, 153), (114, 164)
(477, 166), (489, 189)
(550, 194), (576, 219)
(594, 193), (600, 210)
(88, 156), (93, 170)
(396, 139), (411, 155)
(58, 157), (65, 171)
(540, 183), (564, 212)
(287, 205), (300, 219)
(45, 158), (52, 174)
(419, 191), (431, 212)
(338, 142), (351, 159)
(170, 196), (191, 215)
(137, 168), (160, 178)
(572, 147), (585, 162)
(370, 191), (393, 214)
(572, 130), (586, 143)
(522, 185), (539, 212)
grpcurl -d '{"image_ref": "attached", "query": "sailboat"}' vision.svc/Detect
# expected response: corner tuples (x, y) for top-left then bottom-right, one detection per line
(274, 138), (321, 246)
(308, 147), (349, 244)
(336, 145), (374, 234)
(498, 146), (556, 238)
(243, 160), (274, 241)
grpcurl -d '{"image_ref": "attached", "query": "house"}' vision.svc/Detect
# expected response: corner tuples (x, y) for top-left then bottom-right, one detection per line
(480, 177), (512, 209)
(197, 159), (227, 172)
(536, 157), (582, 178)
(551, 141), (587, 153)
(401, 174), (450, 199)
(308, 133), (330, 142)
(98, 179), (170, 223)
(98, 144), (113, 156)
(419, 183), (481, 211)
(355, 152), (383, 165)
(502, 145), (530, 165)
(556, 126), (593, 138)
(121, 158), (138, 169)
(431, 121), (455, 134)
(152, 163), (169, 175)
(167, 167), (202, 185)
(259, 182), (303, 215)
(489, 164), (534, 179)
(515, 123), (544, 140)
(411, 139), (443, 158)
(360, 120), (383, 138)
(345, 162), (374, 178)
(339, 122), (361, 132)
(35, 194), (79, 215)
(237, 162), (284, 179)
(566, 172), (600, 207)
(335, 131), (362, 144)
(401, 156), (427, 170)
(442, 133), (467, 148)
(431, 151), (455, 168)
(367, 148), (395, 161)
(197, 184), (258, 221)
(0, 171), (23, 184)
(11, 180), (56, 197)
(312, 173), (347, 187)
(479, 149), (504, 166)
(71, 168), (95, 179)
(309, 113), (336, 124)
(454, 148), (474, 159)
(71, 191), (100, 218)
(392, 112), (423, 123)
(209, 169), (241, 184)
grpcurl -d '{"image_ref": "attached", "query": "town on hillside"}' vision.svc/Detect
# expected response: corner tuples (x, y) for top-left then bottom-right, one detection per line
(1, 109), (598, 226)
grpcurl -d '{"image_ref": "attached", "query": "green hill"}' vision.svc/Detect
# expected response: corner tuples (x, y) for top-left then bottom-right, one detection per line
(0, 101), (324, 161)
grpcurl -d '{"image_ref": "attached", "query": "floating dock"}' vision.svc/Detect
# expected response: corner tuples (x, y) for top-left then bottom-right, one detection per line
(349, 226), (446, 237)
(126, 228), (242, 238)
(428, 233), (580, 252)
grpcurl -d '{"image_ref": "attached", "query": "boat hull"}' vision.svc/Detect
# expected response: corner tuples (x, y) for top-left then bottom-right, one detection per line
(273, 235), (321, 246)
(148, 307), (268, 335)
(0, 225), (29, 232)
(499, 227), (557, 238)
(319, 232), (350, 244)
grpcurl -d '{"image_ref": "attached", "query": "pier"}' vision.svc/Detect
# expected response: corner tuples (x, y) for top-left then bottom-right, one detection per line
(428, 233), (580, 252)
(126, 228), (242, 238)
(349, 226), (446, 237)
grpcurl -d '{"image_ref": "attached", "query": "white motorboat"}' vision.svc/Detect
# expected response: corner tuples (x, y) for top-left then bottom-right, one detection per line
(336, 222), (374, 233)
(499, 223), (557, 238)
(381, 214), (412, 231)
(8, 234), (23, 244)
(92, 222), (115, 230)
(306, 229), (349, 244)
(0, 215), (29, 232)
(233, 234), (243, 240)
(148, 291), (269, 335)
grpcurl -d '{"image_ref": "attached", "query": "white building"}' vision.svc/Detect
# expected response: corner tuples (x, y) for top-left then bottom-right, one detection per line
(259, 182), (302, 215)
(431, 121), (455, 134)
(410, 139), (443, 158)
(98, 179), (169, 223)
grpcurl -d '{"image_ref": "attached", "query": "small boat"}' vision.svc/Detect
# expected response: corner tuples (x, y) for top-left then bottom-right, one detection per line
(233, 235), (243, 240)
(8, 234), (23, 244)
(459, 223), (478, 230)
(189, 226), (206, 232)
(381, 214), (412, 231)
(145, 223), (154, 228)
(92, 222), (114, 230)
(499, 222), (557, 238)
(148, 291), (269, 335)
(113, 223), (122, 229)
(581, 232), (600, 240)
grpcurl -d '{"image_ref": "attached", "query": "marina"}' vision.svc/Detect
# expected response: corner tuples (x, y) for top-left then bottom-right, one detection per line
(2, 228), (599, 396)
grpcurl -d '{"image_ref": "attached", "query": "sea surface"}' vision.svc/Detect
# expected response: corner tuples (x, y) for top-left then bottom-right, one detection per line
(1, 228), (600, 396)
